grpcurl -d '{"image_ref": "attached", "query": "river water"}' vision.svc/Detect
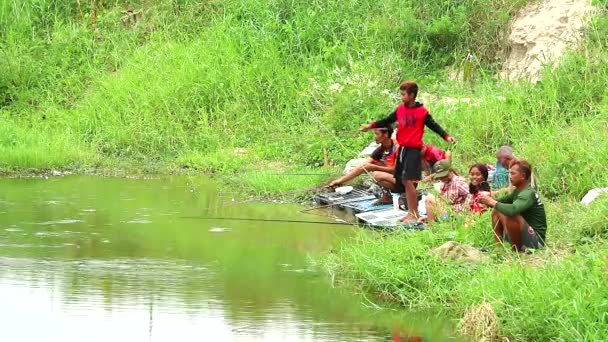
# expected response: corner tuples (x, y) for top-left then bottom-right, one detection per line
(0, 176), (449, 341)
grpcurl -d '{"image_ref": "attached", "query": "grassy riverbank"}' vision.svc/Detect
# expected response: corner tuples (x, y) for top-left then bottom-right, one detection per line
(318, 15), (608, 337)
(2, 0), (529, 170)
(2, 0), (608, 340)
(321, 197), (608, 340)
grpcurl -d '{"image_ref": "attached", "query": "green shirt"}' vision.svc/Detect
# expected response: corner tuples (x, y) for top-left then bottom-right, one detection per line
(495, 184), (547, 242)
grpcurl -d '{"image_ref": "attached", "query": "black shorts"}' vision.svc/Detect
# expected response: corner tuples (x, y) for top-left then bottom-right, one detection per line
(395, 147), (422, 182)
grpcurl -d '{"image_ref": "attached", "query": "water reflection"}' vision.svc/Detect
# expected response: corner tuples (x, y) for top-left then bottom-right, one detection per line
(0, 176), (448, 341)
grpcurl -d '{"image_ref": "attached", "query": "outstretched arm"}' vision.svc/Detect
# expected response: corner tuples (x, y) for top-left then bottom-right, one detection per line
(361, 111), (397, 131)
(329, 163), (387, 186)
(424, 114), (455, 143)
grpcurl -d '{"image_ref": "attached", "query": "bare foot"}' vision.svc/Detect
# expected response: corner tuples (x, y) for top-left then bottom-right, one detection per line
(372, 192), (392, 206)
(400, 215), (418, 223)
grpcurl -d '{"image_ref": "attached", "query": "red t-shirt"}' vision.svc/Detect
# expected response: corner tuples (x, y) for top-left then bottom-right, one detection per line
(423, 145), (446, 165)
(369, 102), (450, 149)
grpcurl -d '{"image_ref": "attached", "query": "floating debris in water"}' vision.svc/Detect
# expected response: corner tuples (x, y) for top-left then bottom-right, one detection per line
(126, 219), (153, 224)
(34, 219), (84, 225)
(0, 243), (64, 249)
(102, 239), (111, 244)
(208, 227), (232, 233)
(284, 268), (313, 273)
(5, 226), (22, 232)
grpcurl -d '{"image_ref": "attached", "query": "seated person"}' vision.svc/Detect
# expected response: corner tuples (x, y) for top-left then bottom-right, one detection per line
(421, 144), (452, 181)
(492, 145), (514, 190)
(492, 145), (538, 191)
(421, 160), (469, 222)
(469, 163), (492, 213)
(479, 159), (547, 252)
(329, 125), (397, 204)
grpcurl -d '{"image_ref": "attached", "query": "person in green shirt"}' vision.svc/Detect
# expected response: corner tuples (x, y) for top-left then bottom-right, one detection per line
(479, 158), (547, 251)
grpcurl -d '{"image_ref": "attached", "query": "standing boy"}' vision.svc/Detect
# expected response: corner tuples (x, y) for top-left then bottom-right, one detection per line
(360, 81), (455, 222)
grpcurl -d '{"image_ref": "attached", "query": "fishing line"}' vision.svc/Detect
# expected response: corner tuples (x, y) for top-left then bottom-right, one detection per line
(261, 173), (338, 176)
(299, 196), (376, 213)
(311, 115), (380, 186)
(201, 184), (328, 211)
(181, 216), (355, 226)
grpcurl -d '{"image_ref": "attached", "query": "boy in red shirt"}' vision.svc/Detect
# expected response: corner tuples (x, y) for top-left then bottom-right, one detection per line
(360, 81), (455, 222)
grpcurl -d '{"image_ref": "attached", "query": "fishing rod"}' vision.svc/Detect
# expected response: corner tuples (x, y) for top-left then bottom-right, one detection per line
(299, 195), (377, 213)
(311, 115), (381, 186)
(181, 216), (354, 226)
(262, 173), (338, 176)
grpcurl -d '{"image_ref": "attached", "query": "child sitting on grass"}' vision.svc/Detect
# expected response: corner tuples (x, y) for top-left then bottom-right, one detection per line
(360, 81), (456, 223)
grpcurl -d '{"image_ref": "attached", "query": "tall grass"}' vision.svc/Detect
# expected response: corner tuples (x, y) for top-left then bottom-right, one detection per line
(1, 0), (529, 164)
(1, 0), (607, 197)
(322, 199), (608, 340)
(2, 0), (608, 339)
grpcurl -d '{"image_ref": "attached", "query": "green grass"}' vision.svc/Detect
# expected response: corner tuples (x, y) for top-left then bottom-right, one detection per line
(321, 199), (608, 340)
(1, 0), (607, 195)
(2, 0), (608, 339)
(1, 0), (530, 167)
(0, 121), (93, 169)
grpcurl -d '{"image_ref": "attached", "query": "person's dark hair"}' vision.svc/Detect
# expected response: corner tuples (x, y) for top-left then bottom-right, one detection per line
(509, 158), (532, 180)
(399, 81), (418, 98)
(469, 163), (491, 194)
(375, 124), (393, 139)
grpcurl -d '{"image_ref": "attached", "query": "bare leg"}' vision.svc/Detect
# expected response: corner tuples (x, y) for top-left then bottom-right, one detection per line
(425, 194), (437, 222)
(503, 215), (526, 252)
(492, 210), (526, 251)
(372, 171), (396, 190)
(491, 209), (504, 245)
(371, 172), (395, 205)
(424, 194), (447, 223)
(400, 180), (419, 222)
